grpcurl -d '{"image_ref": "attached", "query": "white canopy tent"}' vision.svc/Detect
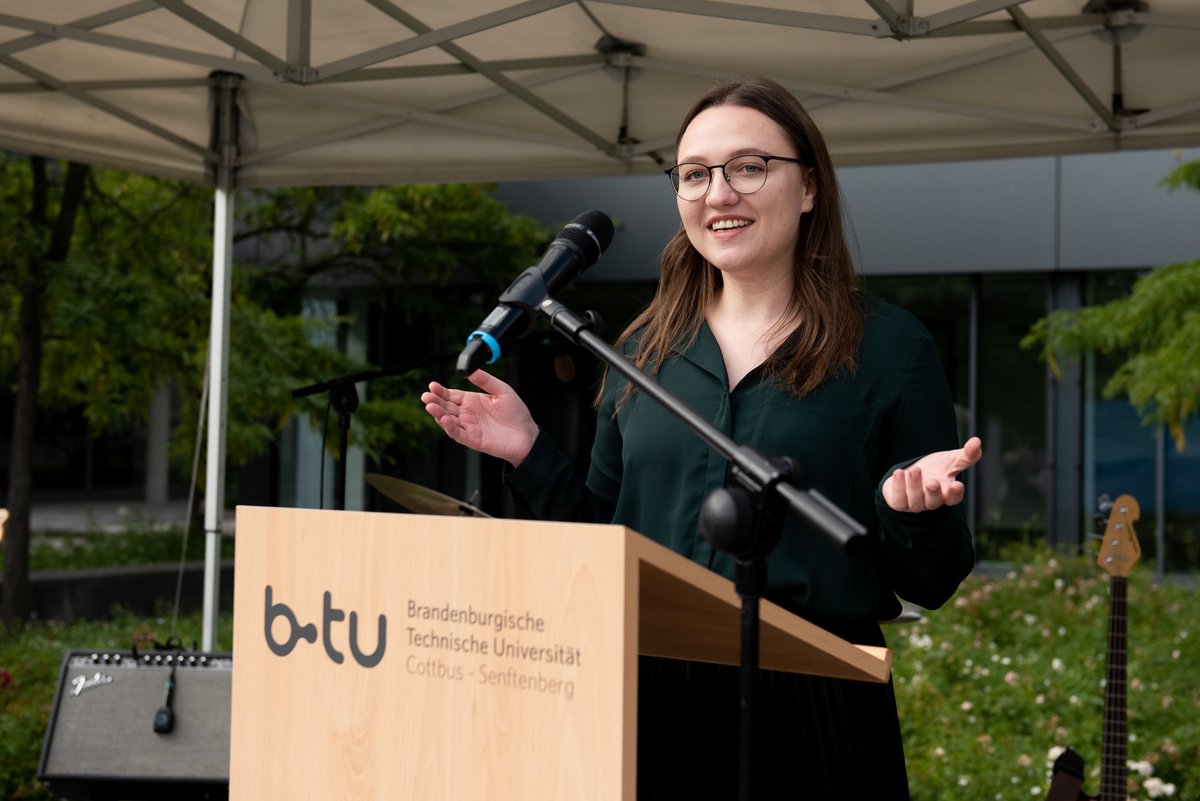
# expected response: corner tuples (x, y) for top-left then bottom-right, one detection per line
(5, 1), (1200, 182)
(3, 0), (1199, 647)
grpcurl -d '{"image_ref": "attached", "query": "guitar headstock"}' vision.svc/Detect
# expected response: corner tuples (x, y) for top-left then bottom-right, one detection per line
(1097, 494), (1141, 578)
(0, 507), (8, 544)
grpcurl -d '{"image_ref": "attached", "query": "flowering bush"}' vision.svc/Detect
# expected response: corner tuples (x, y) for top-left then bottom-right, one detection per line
(894, 543), (1197, 800)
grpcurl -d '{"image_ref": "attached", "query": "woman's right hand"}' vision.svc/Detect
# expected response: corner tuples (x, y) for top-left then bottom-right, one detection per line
(420, 370), (540, 467)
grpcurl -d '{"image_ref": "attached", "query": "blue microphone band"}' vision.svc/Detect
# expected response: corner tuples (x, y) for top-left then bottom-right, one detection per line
(465, 331), (502, 364)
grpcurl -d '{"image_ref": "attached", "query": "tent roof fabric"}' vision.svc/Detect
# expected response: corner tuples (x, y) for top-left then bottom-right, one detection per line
(2, 0), (1199, 187)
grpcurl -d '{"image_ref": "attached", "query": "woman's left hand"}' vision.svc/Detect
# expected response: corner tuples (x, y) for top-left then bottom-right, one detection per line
(883, 436), (983, 513)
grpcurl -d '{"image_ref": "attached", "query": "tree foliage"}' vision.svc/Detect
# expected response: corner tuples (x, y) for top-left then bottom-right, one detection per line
(1, 163), (359, 468)
(2, 154), (548, 627)
(4, 163), (549, 474)
(1023, 160), (1200, 451)
(2, 155), (89, 628)
(231, 182), (549, 460)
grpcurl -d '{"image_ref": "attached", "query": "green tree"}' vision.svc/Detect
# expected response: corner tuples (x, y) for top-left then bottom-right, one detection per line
(2, 162), (548, 628)
(1023, 160), (1200, 451)
(0, 161), (349, 629)
(230, 182), (550, 459)
(1, 156), (88, 629)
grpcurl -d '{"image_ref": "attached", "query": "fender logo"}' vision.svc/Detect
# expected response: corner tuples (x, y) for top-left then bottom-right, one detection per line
(70, 672), (113, 697)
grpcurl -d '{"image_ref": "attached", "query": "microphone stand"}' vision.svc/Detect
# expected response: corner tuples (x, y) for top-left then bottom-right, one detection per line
(292, 354), (448, 511)
(532, 297), (867, 801)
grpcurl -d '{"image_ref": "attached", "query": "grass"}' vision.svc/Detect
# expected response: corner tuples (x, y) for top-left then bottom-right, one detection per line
(0, 538), (1195, 800)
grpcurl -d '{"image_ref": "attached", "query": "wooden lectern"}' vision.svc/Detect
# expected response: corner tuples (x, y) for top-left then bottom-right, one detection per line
(230, 506), (890, 800)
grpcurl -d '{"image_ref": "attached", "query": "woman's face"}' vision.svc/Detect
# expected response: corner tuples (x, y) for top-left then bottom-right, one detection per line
(674, 104), (815, 281)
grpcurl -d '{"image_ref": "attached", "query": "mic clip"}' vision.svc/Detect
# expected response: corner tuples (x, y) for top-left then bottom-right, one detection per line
(497, 265), (553, 330)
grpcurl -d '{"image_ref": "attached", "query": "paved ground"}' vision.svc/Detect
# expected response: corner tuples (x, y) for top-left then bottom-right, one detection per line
(22, 499), (233, 534)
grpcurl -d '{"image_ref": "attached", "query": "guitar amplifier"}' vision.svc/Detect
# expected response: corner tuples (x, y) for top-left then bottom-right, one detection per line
(39, 649), (232, 801)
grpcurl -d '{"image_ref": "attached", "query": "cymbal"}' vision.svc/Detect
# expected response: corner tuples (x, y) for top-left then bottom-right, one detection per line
(365, 474), (491, 518)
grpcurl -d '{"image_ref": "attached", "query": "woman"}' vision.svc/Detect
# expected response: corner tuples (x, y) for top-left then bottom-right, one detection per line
(423, 77), (981, 799)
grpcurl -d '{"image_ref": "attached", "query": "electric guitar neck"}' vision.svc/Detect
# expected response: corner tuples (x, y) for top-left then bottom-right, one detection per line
(1046, 494), (1141, 801)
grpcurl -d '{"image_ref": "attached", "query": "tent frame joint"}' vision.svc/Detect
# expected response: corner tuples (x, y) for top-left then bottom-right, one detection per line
(282, 64), (320, 85)
(896, 15), (932, 39)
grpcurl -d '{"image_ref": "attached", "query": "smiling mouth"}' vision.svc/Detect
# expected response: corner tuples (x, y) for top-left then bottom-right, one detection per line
(710, 219), (751, 231)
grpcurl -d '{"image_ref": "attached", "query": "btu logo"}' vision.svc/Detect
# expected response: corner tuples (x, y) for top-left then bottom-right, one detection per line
(264, 585), (387, 668)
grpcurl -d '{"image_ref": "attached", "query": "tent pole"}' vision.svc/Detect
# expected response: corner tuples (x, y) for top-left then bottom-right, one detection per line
(203, 73), (239, 651)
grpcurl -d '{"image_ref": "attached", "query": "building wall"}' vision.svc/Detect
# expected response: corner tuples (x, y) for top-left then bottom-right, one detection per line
(495, 147), (1200, 279)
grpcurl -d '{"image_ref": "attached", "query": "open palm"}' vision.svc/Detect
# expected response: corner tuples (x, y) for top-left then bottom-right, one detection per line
(421, 370), (539, 467)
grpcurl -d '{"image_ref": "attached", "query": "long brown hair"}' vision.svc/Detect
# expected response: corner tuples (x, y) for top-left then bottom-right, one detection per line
(607, 77), (864, 405)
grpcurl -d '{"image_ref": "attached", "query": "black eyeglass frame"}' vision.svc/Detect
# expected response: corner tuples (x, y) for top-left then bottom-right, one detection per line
(664, 154), (806, 200)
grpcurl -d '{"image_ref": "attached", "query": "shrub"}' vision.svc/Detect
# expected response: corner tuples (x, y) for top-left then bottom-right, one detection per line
(894, 543), (1197, 800)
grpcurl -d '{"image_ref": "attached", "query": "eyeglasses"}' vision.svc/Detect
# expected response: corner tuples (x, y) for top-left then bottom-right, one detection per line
(665, 154), (804, 201)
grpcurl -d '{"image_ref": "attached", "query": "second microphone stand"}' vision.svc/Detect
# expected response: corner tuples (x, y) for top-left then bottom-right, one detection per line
(292, 354), (447, 511)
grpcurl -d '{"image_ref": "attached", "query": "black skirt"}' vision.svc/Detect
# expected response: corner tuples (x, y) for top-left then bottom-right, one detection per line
(636, 622), (909, 801)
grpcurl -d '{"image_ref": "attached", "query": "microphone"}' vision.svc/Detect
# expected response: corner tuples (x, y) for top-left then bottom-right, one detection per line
(153, 656), (177, 734)
(457, 210), (614, 374)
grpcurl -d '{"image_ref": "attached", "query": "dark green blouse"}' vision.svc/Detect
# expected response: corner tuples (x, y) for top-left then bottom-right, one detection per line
(506, 295), (974, 625)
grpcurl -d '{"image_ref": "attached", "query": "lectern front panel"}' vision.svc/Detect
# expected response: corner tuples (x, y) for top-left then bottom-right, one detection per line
(230, 508), (637, 801)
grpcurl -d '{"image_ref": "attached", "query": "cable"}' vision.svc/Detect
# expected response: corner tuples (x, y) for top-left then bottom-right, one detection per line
(170, 351), (210, 638)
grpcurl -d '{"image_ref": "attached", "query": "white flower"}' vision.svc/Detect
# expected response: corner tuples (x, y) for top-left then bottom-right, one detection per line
(1051, 658), (1064, 672)
(909, 632), (933, 649)
(933, 747), (946, 758)
(958, 775), (970, 786)
(1143, 777), (1177, 798)
(1128, 759), (1154, 777)
(960, 700), (974, 712)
